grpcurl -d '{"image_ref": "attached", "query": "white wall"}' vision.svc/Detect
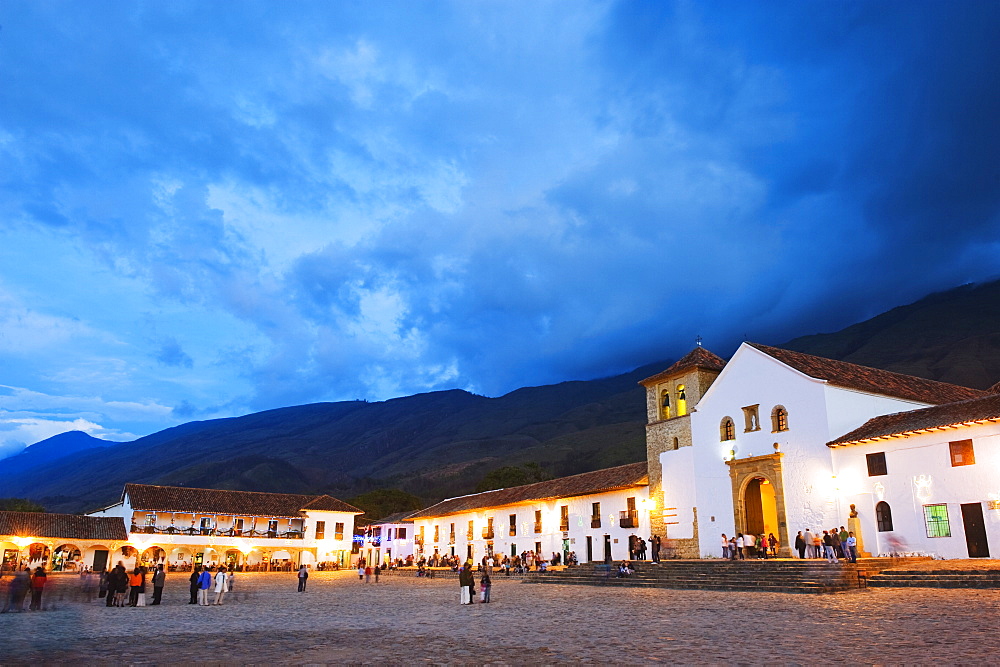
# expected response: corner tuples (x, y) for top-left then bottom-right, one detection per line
(411, 486), (650, 563)
(685, 343), (940, 557)
(832, 422), (1000, 559)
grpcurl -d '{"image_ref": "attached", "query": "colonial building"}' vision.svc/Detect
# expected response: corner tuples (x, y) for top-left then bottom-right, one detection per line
(86, 483), (361, 570)
(360, 510), (417, 566)
(828, 392), (1000, 559)
(1, 511), (128, 572)
(408, 463), (650, 564)
(661, 342), (985, 558)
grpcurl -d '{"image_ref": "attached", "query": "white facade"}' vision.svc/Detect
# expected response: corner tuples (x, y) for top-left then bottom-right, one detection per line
(88, 490), (358, 569)
(679, 343), (935, 557)
(360, 521), (416, 566)
(832, 422), (1000, 559)
(410, 486), (650, 564)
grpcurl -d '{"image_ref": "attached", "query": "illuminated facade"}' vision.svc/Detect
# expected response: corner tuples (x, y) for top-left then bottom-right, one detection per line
(0, 512), (128, 572)
(829, 393), (1000, 559)
(86, 483), (361, 570)
(658, 342), (988, 558)
(408, 463), (650, 564)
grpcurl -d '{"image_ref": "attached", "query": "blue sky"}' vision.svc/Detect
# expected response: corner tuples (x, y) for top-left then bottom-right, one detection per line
(1, 1), (999, 456)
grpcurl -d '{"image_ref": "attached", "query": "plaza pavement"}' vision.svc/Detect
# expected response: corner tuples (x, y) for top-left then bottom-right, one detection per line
(1, 569), (998, 664)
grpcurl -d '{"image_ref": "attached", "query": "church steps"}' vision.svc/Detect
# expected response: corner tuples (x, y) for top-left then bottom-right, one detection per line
(523, 558), (924, 593)
(867, 569), (1000, 588)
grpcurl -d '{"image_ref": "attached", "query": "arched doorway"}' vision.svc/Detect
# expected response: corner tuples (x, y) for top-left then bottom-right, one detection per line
(743, 476), (779, 539)
(27, 543), (51, 568)
(140, 547), (166, 567)
(224, 550), (242, 570)
(52, 544), (82, 571)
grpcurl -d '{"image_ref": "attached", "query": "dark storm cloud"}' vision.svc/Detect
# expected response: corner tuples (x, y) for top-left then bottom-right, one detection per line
(1, 0), (998, 446)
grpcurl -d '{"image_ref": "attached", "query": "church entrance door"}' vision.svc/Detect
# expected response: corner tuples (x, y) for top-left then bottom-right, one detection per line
(743, 476), (779, 539)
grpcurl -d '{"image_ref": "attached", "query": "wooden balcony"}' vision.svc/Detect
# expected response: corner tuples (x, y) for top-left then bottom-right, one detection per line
(591, 517), (602, 528)
(619, 510), (639, 529)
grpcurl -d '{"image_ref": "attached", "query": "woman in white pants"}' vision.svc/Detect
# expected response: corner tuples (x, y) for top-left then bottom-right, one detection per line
(213, 565), (228, 605)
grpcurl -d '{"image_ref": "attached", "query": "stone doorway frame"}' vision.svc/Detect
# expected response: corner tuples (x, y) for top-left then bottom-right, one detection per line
(726, 453), (792, 557)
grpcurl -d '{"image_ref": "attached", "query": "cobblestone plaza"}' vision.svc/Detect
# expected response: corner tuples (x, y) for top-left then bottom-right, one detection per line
(2, 570), (998, 664)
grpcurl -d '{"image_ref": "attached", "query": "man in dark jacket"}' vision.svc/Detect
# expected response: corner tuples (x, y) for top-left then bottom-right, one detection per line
(152, 565), (166, 605)
(458, 561), (475, 605)
(188, 565), (201, 605)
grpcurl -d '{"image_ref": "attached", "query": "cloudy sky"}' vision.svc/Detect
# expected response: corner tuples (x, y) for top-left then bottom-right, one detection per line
(1, 1), (999, 456)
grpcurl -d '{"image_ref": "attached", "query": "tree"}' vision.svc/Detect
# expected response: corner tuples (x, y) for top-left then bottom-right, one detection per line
(348, 489), (424, 521)
(0, 498), (45, 512)
(475, 463), (552, 493)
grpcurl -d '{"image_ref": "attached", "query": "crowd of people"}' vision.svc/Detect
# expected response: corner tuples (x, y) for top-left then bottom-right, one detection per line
(0, 567), (47, 612)
(794, 528), (858, 563)
(717, 527), (858, 563)
(719, 532), (779, 559)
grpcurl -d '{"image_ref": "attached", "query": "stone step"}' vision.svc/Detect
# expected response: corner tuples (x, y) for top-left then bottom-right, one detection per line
(868, 578), (1000, 588)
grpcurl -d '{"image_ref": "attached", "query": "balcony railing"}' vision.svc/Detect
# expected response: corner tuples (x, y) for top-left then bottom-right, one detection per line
(533, 522), (542, 534)
(129, 525), (305, 539)
(619, 510), (639, 529)
(509, 527), (516, 537)
(559, 522), (570, 532)
(448, 533), (456, 544)
(591, 517), (601, 528)
(482, 528), (495, 539)
(466, 530), (474, 540)
(415, 537), (424, 547)
(334, 532), (344, 541)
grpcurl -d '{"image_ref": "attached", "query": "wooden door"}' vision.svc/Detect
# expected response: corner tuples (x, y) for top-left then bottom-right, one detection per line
(961, 502), (990, 558)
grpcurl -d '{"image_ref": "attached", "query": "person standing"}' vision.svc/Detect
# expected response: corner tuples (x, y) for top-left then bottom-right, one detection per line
(794, 531), (806, 559)
(720, 534), (729, 559)
(213, 566), (227, 605)
(297, 565), (309, 592)
(364, 565), (372, 584)
(113, 563), (129, 607)
(767, 533), (778, 558)
(735, 534), (745, 560)
(5, 566), (30, 612)
(480, 572), (492, 603)
(188, 565), (201, 605)
(846, 532), (858, 563)
(822, 531), (838, 563)
(830, 529), (843, 562)
(128, 568), (142, 607)
(374, 564), (381, 584)
(28, 567), (47, 611)
(812, 531), (823, 559)
(198, 566), (213, 605)
(151, 565), (165, 605)
(458, 561), (474, 605)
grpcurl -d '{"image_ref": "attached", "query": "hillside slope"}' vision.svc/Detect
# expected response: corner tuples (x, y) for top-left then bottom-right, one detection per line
(782, 280), (1000, 389)
(0, 362), (660, 513)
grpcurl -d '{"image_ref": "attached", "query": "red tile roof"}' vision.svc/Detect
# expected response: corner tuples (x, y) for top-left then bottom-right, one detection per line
(640, 347), (727, 387)
(409, 462), (649, 519)
(123, 484), (361, 517)
(748, 343), (986, 405)
(828, 393), (1000, 447)
(0, 512), (128, 541)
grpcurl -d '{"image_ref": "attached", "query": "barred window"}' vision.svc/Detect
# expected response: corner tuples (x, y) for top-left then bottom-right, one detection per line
(923, 504), (951, 538)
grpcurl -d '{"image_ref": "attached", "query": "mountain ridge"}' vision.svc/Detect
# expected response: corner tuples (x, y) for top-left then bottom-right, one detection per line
(6, 278), (1000, 515)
